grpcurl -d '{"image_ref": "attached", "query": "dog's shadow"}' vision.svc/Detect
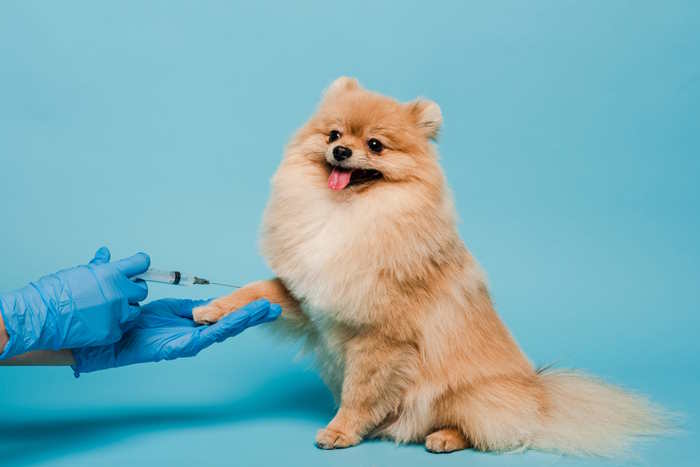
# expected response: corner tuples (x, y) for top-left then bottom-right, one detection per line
(0, 370), (336, 466)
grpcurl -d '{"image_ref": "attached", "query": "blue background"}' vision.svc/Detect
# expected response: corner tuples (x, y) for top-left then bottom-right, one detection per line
(1, 1), (698, 466)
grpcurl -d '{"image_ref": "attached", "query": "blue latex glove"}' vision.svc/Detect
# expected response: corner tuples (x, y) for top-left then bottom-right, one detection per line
(0, 247), (149, 359)
(71, 298), (281, 375)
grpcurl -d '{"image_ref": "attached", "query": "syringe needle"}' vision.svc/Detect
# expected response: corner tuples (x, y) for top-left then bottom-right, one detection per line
(207, 281), (241, 288)
(191, 276), (240, 288)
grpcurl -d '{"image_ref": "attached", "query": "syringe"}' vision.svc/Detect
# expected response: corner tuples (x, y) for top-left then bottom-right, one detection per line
(133, 268), (240, 288)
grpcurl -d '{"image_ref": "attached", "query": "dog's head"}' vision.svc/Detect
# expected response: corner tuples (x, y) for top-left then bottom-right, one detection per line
(288, 77), (444, 194)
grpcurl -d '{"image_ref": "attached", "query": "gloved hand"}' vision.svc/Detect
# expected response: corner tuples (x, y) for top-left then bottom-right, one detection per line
(0, 247), (149, 359)
(71, 298), (281, 375)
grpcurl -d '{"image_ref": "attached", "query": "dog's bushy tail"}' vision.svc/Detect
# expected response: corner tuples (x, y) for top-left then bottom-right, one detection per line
(531, 369), (674, 457)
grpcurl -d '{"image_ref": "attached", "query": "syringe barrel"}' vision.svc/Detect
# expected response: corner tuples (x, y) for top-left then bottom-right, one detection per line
(134, 268), (181, 285)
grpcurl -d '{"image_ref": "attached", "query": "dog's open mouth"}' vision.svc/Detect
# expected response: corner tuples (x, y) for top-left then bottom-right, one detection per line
(327, 164), (383, 191)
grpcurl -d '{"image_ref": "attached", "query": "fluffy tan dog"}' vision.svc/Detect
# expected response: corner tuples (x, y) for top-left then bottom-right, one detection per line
(194, 77), (667, 456)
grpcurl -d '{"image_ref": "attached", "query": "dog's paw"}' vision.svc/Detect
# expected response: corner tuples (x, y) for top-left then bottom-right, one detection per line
(425, 428), (469, 453)
(192, 304), (223, 325)
(315, 427), (361, 450)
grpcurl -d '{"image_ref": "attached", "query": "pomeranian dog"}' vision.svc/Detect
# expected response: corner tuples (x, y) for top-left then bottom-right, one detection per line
(194, 77), (668, 456)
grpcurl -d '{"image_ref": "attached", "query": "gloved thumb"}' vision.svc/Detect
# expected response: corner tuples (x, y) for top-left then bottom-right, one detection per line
(89, 246), (111, 265)
(113, 252), (151, 277)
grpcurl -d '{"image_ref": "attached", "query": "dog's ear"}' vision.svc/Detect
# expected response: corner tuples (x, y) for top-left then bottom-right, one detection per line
(324, 76), (360, 97)
(407, 99), (442, 140)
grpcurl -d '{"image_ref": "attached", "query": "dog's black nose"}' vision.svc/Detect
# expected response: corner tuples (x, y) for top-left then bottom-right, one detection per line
(333, 145), (352, 161)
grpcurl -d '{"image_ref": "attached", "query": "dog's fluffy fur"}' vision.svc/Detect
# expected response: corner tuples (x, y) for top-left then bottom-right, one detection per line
(194, 77), (669, 456)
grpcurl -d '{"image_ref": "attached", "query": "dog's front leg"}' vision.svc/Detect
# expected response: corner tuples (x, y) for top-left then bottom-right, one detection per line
(193, 278), (303, 324)
(315, 334), (415, 449)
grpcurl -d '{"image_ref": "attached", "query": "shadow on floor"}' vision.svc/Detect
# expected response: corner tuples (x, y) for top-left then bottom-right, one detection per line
(0, 371), (335, 466)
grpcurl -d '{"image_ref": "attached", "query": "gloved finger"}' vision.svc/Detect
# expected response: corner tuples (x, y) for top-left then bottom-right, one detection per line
(256, 303), (282, 324)
(231, 299), (274, 326)
(89, 246), (111, 265)
(197, 314), (252, 345)
(118, 276), (149, 303)
(244, 302), (282, 328)
(197, 299), (273, 344)
(113, 252), (151, 278)
(170, 298), (215, 319)
(171, 301), (272, 358)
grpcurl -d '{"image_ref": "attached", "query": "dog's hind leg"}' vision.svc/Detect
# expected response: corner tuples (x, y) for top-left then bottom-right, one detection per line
(425, 428), (470, 453)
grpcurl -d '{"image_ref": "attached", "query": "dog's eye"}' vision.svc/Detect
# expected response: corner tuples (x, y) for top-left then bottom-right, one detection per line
(367, 138), (384, 154)
(328, 130), (341, 143)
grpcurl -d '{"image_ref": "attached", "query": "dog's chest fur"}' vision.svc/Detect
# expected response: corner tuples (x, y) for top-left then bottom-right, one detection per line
(262, 179), (407, 324)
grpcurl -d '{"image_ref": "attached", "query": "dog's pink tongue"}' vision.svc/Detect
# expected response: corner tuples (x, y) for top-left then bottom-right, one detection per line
(328, 167), (353, 191)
